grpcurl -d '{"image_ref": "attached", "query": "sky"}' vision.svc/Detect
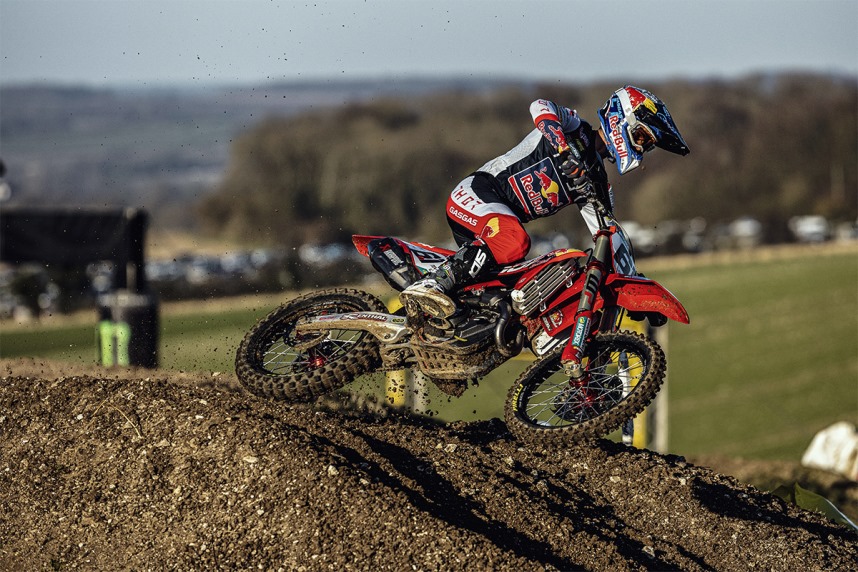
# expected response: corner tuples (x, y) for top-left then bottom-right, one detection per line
(1, 0), (857, 88)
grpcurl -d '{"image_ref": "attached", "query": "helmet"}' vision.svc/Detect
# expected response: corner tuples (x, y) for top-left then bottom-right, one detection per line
(597, 86), (690, 175)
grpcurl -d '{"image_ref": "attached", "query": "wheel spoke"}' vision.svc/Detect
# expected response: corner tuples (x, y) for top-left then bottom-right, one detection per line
(516, 336), (651, 429)
(235, 289), (386, 402)
(258, 307), (367, 375)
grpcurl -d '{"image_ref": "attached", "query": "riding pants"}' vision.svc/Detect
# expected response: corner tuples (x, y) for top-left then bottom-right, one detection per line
(445, 174), (531, 266)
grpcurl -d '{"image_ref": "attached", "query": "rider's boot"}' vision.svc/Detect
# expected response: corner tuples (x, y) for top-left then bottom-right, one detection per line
(399, 240), (495, 319)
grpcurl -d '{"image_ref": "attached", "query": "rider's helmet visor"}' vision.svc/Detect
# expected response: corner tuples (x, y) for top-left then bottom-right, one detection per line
(631, 124), (657, 153)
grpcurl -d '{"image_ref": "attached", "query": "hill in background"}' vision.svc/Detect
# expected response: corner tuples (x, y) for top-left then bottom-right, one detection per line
(0, 78), (518, 229)
(3, 74), (856, 247)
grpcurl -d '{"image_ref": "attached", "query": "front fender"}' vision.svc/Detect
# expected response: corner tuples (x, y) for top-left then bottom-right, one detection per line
(604, 275), (690, 324)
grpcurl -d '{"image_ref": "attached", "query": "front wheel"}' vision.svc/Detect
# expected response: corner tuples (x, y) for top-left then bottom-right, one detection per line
(235, 288), (387, 402)
(504, 331), (665, 445)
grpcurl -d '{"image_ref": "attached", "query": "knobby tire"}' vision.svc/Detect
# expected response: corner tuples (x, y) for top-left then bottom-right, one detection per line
(504, 331), (666, 445)
(235, 288), (387, 402)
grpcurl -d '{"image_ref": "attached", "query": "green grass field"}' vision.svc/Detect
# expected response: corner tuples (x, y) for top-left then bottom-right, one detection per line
(2, 245), (856, 462)
(654, 247), (858, 460)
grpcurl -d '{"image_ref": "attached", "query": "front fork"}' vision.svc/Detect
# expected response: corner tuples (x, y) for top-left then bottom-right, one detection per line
(561, 231), (611, 379)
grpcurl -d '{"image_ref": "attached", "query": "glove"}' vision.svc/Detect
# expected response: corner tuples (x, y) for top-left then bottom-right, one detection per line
(558, 152), (585, 180)
(568, 176), (593, 198)
(560, 147), (587, 182)
(558, 153), (589, 194)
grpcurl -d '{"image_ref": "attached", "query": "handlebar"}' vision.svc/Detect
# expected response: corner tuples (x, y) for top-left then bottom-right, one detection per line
(552, 150), (613, 230)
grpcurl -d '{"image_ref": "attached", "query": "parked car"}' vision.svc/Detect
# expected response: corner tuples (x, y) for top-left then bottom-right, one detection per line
(728, 217), (764, 249)
(789, 215), (831, 243)
(621, 221), (658, 256)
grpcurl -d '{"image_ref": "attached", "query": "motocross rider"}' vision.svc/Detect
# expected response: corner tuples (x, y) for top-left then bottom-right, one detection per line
(400, 85), (690, 319)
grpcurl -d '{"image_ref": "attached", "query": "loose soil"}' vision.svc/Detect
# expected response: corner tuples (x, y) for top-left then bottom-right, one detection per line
(1, 358), (855, 571)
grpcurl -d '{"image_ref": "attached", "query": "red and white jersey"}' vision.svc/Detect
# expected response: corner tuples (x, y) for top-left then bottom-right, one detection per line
(475, 99), (611, 222)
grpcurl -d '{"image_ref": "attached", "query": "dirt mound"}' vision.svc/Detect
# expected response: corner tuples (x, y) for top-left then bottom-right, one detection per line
(1, 359), (855, 571)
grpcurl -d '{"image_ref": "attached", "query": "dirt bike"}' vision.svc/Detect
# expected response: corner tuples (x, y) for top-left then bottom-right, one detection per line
(234, 189), (689, 444)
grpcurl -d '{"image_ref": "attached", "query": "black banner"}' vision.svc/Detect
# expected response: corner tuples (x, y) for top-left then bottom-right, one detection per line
(0, 207), (148, 290)
(0, 207), (145, 263)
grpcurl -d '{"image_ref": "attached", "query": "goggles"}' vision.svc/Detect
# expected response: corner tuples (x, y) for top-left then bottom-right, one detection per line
(630, 124), (657, 153)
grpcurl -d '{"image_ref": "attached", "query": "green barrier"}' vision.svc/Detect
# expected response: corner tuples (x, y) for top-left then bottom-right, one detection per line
(96, 290), (159, 368)
(98, 320), (132, 366)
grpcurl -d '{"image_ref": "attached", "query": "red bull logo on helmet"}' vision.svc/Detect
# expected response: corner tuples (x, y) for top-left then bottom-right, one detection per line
(599, 93), (643, 175)
(507, 157), (571, 219)
(624, 86), (659, 115)
(608, 115), (629, 160)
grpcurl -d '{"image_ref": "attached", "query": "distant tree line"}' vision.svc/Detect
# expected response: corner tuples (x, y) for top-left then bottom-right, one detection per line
(198, 74), (857, 247)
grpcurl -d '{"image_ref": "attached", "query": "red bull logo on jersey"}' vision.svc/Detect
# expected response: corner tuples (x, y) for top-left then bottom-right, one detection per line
(536, 120), (567, 151)
(535, 168), (561, 207)
(507, 157), (570, 219)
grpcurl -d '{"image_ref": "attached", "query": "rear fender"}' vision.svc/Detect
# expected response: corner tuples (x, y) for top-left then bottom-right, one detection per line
(353, 234), (452, 266)
(604, 275), (690, 324)
(352, 235), (383, 257)
(352, 235), (454, 258)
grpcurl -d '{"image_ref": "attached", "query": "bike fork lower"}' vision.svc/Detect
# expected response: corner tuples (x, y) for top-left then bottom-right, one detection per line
(561, 239), (609, 379)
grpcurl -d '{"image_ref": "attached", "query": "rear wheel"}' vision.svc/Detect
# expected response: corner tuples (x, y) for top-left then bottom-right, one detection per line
(504, 331), (665, 445)
(235, 288), (387, 402)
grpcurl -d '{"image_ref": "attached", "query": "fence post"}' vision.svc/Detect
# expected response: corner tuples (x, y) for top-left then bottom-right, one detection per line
(385, 368), (429, 414)
(648, 324), (670, 453)
(621, 317), (669, 453)
(384, 295), (429, 414)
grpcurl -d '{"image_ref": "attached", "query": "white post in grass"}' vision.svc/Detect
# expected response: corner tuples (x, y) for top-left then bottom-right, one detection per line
(648, 324), (669, 453)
